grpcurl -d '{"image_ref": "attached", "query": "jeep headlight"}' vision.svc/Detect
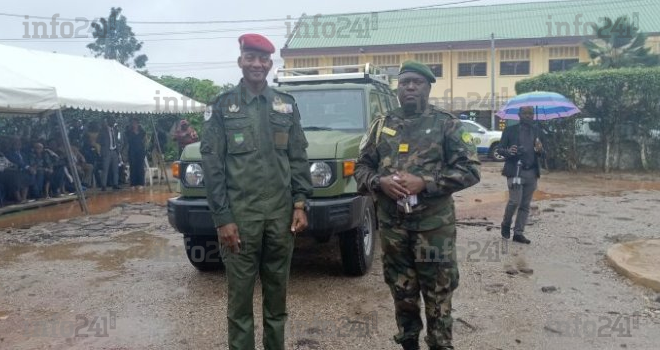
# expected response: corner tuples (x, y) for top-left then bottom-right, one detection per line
(184, 163), (204, 187)
(310, 162), (332, 187)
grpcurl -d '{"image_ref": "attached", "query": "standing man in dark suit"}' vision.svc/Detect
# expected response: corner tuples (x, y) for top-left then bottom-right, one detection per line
(98, 116), (120, 191)
(497, 106), (544, 244)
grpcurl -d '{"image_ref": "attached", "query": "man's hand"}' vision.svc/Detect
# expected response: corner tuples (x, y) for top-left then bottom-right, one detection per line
(380, 175), (410, 200)
(508, 145), (518, 155)
(217, 223), (241, 253)
(291, 208), (308, 235)
(394, 172), (426, 195)
(534, 138), (543, 153)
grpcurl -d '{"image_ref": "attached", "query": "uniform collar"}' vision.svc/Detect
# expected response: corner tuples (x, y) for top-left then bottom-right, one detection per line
(395, 104), (433, 119)
(238, 79), (275, 104)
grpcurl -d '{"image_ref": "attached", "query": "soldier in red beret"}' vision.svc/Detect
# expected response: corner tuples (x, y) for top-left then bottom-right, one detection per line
(201, 34), (313, 350)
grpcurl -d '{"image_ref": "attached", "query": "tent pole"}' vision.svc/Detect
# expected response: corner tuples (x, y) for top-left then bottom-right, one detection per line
(149, 114), (172, 192)
(56, 109), (89, 214)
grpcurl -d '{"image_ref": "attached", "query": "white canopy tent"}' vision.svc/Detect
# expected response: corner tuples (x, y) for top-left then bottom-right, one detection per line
(0, 66), (59, 113)
(0, 44), (207, 213)
(0, 44), (205, 114)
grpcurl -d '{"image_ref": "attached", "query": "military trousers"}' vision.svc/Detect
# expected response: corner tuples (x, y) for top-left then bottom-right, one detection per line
(220, 217), (294, 350)
(380, 220), (459, 348)
(502, 169), (538, 236)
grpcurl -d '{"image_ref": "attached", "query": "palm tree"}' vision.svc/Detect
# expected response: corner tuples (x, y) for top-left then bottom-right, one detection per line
(579, 15), (659, 69)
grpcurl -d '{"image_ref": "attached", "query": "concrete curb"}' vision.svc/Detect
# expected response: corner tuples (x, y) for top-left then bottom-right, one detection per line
(606, 239), (660, 292)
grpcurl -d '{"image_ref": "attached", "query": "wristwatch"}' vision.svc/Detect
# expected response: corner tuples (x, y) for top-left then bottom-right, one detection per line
(294, 201), (309, 211)
(370, 175), (381, 192)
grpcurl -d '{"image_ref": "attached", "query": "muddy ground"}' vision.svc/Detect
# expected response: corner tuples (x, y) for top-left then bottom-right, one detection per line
(0, 163), (659, 350)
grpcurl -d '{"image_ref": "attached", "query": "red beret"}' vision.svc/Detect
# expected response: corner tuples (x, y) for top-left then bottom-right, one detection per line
(238, 34), (275, 54)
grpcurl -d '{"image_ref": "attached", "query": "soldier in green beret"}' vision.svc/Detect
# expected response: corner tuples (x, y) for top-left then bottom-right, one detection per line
(356, 60), (481, 350)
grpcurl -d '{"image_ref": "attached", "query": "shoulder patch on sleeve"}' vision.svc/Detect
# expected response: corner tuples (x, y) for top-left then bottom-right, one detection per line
(461, 131), (474, 144)
(204, 105), (213, 121)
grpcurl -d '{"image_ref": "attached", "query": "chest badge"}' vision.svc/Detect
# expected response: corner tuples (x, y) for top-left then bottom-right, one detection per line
(398, 143), (409, 153)
(228, 104), (240, 113)
(381, 127), (397, 136)
(272, 96), (293, 114)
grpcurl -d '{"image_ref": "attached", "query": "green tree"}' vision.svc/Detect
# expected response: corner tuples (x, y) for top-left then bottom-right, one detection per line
(142, 74), (234, 160)
(155, 76), (230, 104)
(580, 15), (659, 69)
(87, 7), (148, 69)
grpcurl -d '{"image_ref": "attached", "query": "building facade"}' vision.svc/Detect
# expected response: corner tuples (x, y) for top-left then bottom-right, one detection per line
(280, 0), (660, 129)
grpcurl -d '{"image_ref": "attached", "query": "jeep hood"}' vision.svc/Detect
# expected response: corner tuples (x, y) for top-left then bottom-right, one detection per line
(304, 131), (362, 159)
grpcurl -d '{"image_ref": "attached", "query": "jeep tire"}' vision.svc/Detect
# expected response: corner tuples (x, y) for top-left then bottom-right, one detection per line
(339, 199), (376, 276)
(184, 234), (224, 271)
(489, 142), (505, 162)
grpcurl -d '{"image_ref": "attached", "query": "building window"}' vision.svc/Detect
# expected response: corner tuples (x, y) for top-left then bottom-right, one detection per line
(549, 59), (579, 72)
(372, 55), (400, 77)
(548, 46), (580, 72)
(458, 63), (487, 77)
(457, 51), (487, 77)
(293, 58), (319, 68)
(427, 64), (443, 77)
(372, 54), (400, 66)
(332, 56), (359, 73)
(549, 46), (579, 59)
(292, 58), (320, 75)
(500, 49), (530, 76)
(414, 52), (443, 77)
(500, 61), (530, 75)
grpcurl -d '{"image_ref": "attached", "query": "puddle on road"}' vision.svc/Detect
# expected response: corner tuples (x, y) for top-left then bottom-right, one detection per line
(460, 176), (660, 205)
(0, 231), (173, 274)
(0, 189), (174, 229)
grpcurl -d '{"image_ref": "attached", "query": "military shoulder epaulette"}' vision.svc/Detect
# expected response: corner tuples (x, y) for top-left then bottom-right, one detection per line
(271, 88), (296, 101)
(210, 88), (236, 105)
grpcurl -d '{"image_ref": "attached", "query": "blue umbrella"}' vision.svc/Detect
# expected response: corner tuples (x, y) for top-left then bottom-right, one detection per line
(496, 91), (580, 120)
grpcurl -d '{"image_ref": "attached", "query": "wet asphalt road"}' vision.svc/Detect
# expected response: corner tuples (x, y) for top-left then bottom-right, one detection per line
(1, 163), (659, 350)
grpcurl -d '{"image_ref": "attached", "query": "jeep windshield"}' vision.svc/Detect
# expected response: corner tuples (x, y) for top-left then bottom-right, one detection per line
(288, 89), (366, 133)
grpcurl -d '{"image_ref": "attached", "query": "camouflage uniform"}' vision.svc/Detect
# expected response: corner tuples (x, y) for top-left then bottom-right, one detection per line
(355, 105), (480, 348)
(201, 81), (313, 350)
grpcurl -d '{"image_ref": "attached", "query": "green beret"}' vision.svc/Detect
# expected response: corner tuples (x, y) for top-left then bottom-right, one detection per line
(399, 60), (436, 83)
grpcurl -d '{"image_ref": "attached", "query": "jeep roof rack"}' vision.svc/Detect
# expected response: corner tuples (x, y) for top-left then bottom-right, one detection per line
(273, 63), (391, 86)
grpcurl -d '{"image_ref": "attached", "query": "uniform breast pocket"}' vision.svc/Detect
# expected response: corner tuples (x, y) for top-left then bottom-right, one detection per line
(269, 113), (293, 150)
(224, 116), (256, 154)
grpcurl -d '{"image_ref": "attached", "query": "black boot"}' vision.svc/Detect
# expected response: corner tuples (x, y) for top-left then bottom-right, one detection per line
(513, 234), (531, 244)
(501, 225), (511, 239)
(401, 338), (420, 350)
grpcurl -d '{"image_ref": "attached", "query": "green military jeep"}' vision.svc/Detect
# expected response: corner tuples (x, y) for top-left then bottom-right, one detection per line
(167, 64), (398, 276)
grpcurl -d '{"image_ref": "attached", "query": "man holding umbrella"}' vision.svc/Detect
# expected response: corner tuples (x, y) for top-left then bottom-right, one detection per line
(497, 106), (544, 244)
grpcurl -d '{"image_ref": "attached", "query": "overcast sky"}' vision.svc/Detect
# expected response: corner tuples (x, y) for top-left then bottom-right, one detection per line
(1, 0), (568, 85)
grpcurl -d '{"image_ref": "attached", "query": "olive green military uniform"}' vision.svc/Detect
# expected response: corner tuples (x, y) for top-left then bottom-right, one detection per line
(355, 105), (480, 348)
(201, 81), (313, 350)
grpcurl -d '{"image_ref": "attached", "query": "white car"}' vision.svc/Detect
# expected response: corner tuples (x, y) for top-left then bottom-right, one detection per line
(460, 120), (504, 161)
